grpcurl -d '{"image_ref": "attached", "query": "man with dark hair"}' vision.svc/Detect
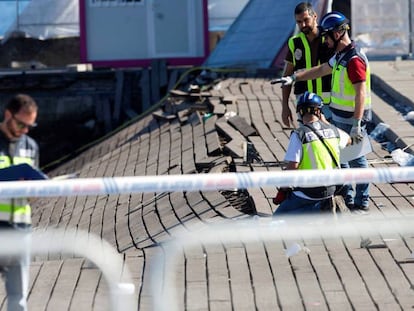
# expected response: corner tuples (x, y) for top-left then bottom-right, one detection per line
(0, 94), (39, 311)
(279, 2), (334, 128)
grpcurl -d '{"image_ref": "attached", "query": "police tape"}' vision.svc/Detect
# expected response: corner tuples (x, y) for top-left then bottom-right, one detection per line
(0, 166), (413, 198)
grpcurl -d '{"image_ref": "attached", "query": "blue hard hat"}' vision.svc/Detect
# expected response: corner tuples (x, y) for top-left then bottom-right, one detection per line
(319, 11), (349, 34)
(296, 91), (323, 114)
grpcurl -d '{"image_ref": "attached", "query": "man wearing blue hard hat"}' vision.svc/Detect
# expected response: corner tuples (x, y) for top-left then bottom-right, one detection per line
(273, 11), (372, 212)
(273, 92), (351, 215)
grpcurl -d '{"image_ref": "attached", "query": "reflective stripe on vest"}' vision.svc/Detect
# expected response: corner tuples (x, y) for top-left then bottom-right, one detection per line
(296, 125), (340, 170)
(288, 33), (330, 103)
(0, 204), (31, 224)
(0, 156), (33, 224)
(0, 155), (33, 169)
(0, 155), (11, 168)
(330, 50), (372, 113)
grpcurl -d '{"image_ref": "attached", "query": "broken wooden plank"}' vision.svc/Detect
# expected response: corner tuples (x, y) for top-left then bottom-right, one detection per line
(223, 139), (245, 158)
(228, 115), (257, 137)
(210, 98), (226, 115)
(152, 110), (176, 121)
(248, 136), (277, 163)
(215, 118), (246, 142)
(222, 96), (238, 105)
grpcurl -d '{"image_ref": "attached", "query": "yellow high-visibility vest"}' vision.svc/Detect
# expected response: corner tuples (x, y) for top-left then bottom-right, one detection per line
(330, 47), (371, 117)
(288, 32), (332, 103)
(0, 155), (36, 224)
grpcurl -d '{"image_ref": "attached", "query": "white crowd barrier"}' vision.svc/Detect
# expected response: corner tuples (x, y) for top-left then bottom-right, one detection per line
(150, 214), (414, 311)
(0, 166), (413, 198)
(0, 228), (137, 311)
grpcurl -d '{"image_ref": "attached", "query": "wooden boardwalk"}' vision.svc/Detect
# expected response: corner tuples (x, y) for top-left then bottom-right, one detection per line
(1, 60), (414, 310)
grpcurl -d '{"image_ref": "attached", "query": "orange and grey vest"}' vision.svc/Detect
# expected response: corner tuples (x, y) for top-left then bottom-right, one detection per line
(0, 133), (39, 224)
(288, 32), (333, 103)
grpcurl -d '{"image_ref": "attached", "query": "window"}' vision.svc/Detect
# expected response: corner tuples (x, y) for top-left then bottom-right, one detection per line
(90, 0), (143, 6)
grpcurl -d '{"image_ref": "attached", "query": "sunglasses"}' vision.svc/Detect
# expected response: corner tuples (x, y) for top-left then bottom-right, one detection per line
(12, 115), (37, 130)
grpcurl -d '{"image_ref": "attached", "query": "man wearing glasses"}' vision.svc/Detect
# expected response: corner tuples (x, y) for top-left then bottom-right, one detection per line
(0, 94), (39, 311)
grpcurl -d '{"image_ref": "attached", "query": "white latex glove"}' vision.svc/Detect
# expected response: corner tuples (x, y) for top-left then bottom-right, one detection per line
(350, 119), (363, 143)
(270, 74), (296, 86)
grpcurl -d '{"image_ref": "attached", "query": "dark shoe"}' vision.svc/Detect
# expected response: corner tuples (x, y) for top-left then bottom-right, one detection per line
(345, 202), (355, 210)
(355, 205), (369, 211)
(347, 202), (367, 215)
(349, 204), (369, 215)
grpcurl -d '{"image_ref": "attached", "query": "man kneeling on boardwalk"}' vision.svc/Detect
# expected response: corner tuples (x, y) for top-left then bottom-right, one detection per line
(273, 92), (351, 215)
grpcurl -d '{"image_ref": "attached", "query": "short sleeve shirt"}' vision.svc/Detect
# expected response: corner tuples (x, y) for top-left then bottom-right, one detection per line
(328, 53), (367, 84)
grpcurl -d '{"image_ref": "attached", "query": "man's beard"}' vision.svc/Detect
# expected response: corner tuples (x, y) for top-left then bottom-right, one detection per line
(301, 23), (315, 35)
(6, 119), (21, 140)
(301, 27), (310, 35)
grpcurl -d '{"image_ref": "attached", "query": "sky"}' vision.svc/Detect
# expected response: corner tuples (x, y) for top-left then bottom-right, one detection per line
(0, 0), (30, 37)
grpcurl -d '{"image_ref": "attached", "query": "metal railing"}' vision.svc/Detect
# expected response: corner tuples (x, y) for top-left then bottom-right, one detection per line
(0, 228), (137, 310)
(149, 214), (414, 310)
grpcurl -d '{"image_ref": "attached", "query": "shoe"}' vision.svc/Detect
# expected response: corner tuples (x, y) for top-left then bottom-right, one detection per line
(355, 205), (369, 212)
(345, 202), (355, 210)
(349, 204), (369, 215)
(346, 203), (368, 215)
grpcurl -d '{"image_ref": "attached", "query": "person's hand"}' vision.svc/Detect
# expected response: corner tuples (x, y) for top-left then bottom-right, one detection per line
(272, 187), (292, 205)
(350, 119), (363, 143)
(270, 74), (296, 86)
(282, 106), (294, 128)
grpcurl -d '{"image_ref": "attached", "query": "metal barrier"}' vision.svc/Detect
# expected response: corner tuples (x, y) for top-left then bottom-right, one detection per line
(149, 214), (414, 311)
(0, 228), (137, 310)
